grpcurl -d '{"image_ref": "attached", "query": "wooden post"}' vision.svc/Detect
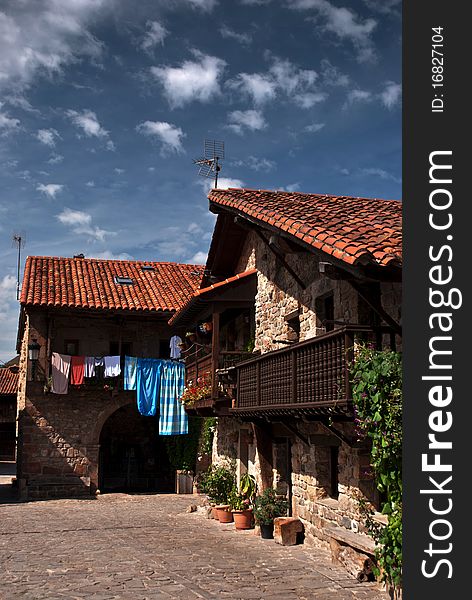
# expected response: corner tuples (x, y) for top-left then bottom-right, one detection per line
(252, 421), (273, 491)
(211, 310), (220, 399)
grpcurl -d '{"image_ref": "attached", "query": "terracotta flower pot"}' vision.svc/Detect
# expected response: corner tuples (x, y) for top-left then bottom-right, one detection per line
(216, 505), (233, 523)
(232, 509), (253, 530)
(211, 506), (219, 519)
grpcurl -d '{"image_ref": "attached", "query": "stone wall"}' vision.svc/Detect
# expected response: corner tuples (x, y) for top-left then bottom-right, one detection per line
(215, 232), (401, 547)
(16, 307), (178, 500)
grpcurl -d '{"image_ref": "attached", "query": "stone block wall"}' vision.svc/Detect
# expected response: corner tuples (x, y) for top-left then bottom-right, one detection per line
(18, 383), (135, 499)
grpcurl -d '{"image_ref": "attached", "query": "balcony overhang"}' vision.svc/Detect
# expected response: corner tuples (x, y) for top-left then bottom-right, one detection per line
(169, 269), (257, 329)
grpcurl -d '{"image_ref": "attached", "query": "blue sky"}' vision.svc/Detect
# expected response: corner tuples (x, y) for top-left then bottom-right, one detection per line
(0, 0), (401, 361)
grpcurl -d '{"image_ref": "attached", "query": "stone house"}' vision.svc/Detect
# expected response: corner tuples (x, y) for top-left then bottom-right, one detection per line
(171, 187), (402, 550)
(15, 256), (203, 500)
(0, 365), (19, 461)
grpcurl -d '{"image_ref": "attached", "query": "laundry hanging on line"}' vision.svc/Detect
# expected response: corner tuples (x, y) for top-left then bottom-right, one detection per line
(51, 352), (71, 394)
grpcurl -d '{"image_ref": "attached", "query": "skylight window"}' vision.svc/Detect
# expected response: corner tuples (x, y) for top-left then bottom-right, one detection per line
(114, 276), (133, 285)
(141, 265), (155, 271)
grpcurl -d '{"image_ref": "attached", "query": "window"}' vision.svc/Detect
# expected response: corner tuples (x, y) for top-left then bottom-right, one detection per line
(141, 265), (155, 272)
(285, 309), (300, 343)
(109, 341), (132, 357)
(315, 292), (334, 332)
(159, 339), (170, 358)
(64, 339), (79, 355)
(114, 276), (133, 285)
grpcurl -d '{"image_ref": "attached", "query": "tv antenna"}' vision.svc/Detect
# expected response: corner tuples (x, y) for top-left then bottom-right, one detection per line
(193, 139), (225, 188)
(12, 232), (26, 301)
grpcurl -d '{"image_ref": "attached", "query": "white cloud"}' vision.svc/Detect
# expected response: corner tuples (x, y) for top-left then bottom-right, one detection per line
(288, 0), (377, 63)
(232, 156), (276, 172)
(88, 250), (134, 260)
(190, 251), (208, 264)
(198, 176), (245, 194)
(320, 59), (349, 86)
(185, 0), (218, 10)
(141, 20), (168, 53)
(294, 92), (327, 108)
(114, 168), (125, 175)
(136, 120), (186, 156)
(360, 167), (401, 184)
(37, 128), (60, 147)
(150, 51), (226, 108)
(36, 183), (64, 199)
(0, 103), (20, 134)
(0, 0), (109, 94)
(344, 89), (373, 107)
(47, 153), (64, 164)
(56, 207), (116, 242)
(0, 274), (17, 321)
(227, 110), (267, 134)
(86, 180), (95, 187)
(220, 25), (252, 45)
(380, 81), (402, 109)
(229, 57), (326, 109)
(305, 123), (325, 133)
(228, 72), (276, 105)
(66, 109), (108, 138)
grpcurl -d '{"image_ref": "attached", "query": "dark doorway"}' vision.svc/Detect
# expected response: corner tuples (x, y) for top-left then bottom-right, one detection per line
(98, 403), (174, 493)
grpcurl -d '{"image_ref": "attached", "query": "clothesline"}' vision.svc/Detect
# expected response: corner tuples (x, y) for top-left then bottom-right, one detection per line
(50, 353), (188, 436)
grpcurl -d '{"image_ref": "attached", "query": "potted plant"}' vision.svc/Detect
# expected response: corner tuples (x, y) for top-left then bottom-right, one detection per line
(230, 473), (257, 530)
(253, 488), (289, 539)
(198, 465), (235, 522)
(229, 487), (253, 529)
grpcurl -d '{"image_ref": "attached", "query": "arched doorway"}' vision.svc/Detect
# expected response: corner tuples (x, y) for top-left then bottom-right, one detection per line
(98, 403), (174, 493)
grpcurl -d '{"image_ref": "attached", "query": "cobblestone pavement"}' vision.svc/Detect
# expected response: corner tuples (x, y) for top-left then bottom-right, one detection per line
(0, 493), (390, 600)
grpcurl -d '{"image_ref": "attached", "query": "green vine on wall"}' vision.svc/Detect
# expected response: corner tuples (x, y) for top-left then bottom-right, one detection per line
(163, 417), (217, 473)
(350, 344), (402, 594)
(163, 416), (202, 472)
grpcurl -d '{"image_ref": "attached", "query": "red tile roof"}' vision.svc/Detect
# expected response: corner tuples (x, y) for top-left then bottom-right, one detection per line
(20, 257), (205, 313)
(208, 188), (402, 268)
(0, 367), (18, 396)
(169, 269), (257, 327)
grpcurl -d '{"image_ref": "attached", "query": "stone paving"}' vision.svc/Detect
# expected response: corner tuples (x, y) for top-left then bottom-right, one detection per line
(0, 493), (390, 600)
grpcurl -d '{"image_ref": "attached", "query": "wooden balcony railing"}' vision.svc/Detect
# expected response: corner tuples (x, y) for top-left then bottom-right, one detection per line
(232, 326), (376, 416)
(183, 346), (255, 415)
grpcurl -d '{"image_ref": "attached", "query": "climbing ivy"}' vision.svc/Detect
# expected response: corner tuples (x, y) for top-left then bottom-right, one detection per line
(350, 344), (402, 594)
(199, 417), (217, 457)
(163, 416), (202, 472)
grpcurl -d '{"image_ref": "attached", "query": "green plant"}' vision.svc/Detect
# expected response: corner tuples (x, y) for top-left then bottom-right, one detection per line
(244, 338), (255, 352)
(350, 344), (402, 593)
(253, 488), (289, 525)
(228, 486), (251, 511)
(180, 373), (212, 406)
(239, 472), (257, 504)
(199, 417), (216, 457)
(199, 464), (235, 505)
(163, 416), (202, 472)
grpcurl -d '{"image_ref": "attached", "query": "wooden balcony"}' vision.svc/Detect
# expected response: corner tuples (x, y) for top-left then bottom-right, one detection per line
(183, 347), (255, 416)
(231, 326), (376, 419)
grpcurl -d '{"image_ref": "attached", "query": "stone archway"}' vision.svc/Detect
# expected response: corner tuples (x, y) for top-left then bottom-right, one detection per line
(97, 401), (174, 494)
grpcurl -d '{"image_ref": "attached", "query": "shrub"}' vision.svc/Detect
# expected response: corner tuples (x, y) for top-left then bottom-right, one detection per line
(253, 488), (289, 525)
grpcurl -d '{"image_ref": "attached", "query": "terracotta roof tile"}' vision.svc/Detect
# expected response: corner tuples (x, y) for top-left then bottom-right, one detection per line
(20, 257), (205, 313)
(208, 188), (402, 268)
(0, 367), (18, 395)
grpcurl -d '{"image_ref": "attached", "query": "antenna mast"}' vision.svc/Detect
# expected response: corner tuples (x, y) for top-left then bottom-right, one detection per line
(193, 139), (225, 188)
(12, 233), (25, 301)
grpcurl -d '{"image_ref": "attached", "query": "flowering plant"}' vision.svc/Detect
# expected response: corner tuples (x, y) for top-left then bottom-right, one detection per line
(179, 373), (212, 406)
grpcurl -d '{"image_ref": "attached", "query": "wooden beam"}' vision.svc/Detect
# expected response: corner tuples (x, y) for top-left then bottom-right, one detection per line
(211, 311), (220, 398)
(252, 421), (274, 491)
(280, 421), (310, 446)
(349, 280), (402, 336)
